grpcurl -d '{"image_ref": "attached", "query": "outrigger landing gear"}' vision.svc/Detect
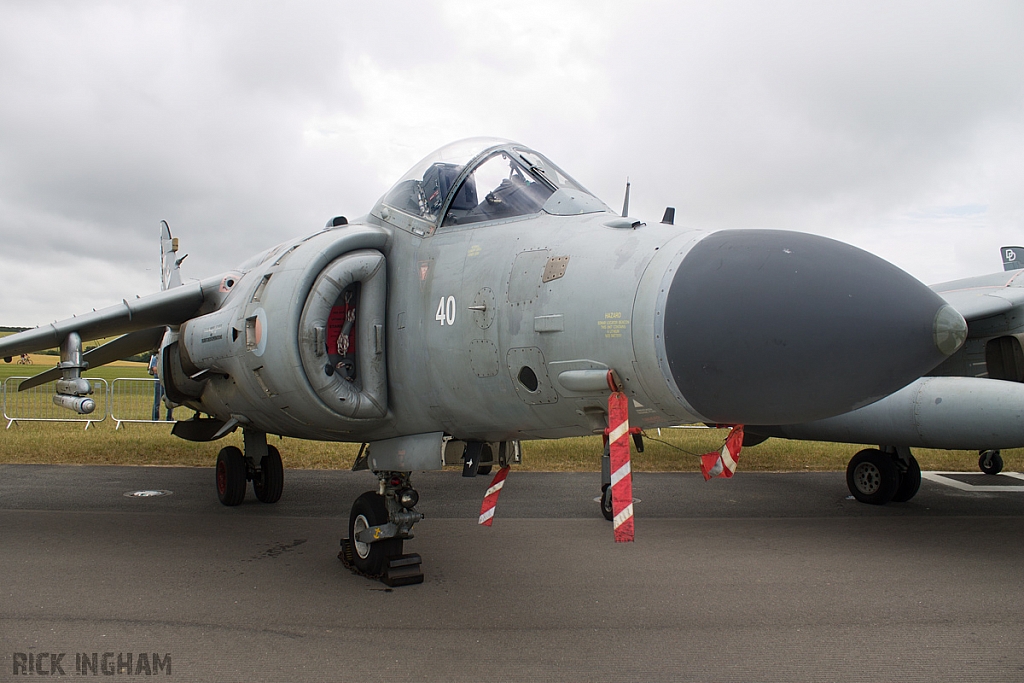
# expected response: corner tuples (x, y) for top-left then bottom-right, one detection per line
(215, 430), (284, 506)
(340, 471), (424, 587)
(599, 432), (642, 521)
(600, 442), (613, 521)
(979, 449), (1003, 475)
(846, 446), (921, 505)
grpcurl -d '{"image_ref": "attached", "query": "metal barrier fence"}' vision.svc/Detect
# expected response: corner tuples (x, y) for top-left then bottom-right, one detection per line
(2, 376), (174, 429)
(3, 376), (110, 429)
(0, 380), (723, 431)
(110, 377), (175, 429)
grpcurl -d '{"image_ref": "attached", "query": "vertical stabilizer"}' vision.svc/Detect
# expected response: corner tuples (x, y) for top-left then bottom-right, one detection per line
(161, 220), (185, 290)
(1001, 246), (1024, 271)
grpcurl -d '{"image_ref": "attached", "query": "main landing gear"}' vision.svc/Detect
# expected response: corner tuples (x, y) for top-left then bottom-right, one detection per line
(339, 471), (424, 587)
(215, 430), (284, 506)
(846, 446), (921, 505)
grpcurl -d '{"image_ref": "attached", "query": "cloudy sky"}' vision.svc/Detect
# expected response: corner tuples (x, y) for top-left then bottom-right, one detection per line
(1, 0), (1021, 325)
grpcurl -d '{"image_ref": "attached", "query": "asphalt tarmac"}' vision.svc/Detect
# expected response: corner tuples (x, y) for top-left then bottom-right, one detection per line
(1, 464), (1023, 682)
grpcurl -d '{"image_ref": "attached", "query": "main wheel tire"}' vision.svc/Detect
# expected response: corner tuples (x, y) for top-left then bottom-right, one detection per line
(253, 445), (284, 504)
(600, 483), (614, 521)
(477, 464), (493, 476)
(846, 449), (899, 505)
(216, 446), (246, 506)
(891, 454), (922, 503)
(349, 492), (402, 576)
(979, 450), (1003, 475)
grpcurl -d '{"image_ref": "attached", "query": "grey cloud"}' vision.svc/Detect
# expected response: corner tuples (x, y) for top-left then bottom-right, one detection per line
(0, 0), (1021, 324)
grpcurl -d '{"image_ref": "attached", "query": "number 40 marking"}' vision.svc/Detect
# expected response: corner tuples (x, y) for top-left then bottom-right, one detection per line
(435, 296), (456, 326)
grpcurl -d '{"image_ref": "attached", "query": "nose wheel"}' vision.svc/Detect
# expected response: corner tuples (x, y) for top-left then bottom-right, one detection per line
(339, 472), (424, 586)
(348, 492), (403, 575)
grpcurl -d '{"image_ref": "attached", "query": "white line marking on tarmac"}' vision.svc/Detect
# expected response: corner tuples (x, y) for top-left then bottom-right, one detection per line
(922, 472), (1024, 493)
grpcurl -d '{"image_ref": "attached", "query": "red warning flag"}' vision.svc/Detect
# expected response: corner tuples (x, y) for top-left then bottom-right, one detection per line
(606, 390), (635, 543)
(700, 425), (745, 481)
(478, 466), (510, 526)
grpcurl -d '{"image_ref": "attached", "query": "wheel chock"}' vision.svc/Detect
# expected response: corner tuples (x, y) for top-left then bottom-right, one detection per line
(339, 537), (354, 565)
(382, 554), (423, 587)
(338, 539), (424, 587)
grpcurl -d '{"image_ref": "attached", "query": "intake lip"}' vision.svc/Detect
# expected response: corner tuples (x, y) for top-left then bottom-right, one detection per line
(662, 229), (960, 425)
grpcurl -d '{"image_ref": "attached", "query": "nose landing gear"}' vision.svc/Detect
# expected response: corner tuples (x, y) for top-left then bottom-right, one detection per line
(340, 471), (424, 586)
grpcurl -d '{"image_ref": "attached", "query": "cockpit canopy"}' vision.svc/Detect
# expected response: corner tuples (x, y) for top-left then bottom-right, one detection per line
(374, 138), (610, 233)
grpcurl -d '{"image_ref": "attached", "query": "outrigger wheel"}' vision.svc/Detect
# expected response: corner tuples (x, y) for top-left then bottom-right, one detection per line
(600, 483), (614, 521)
(979, 450), (1003, 475)
(216, 446), (247, 506)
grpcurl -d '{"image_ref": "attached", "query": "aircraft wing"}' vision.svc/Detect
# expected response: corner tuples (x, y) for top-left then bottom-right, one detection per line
(16, 327), (167, 391)
(932, 271), (1024, 323)
(0, 274), (224, 360)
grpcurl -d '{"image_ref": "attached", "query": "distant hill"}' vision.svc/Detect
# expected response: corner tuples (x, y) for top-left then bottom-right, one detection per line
(0, 326), (29, 333)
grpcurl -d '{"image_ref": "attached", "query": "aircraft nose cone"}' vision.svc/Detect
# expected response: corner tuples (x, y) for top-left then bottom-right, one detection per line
(663, 229), (964, 425)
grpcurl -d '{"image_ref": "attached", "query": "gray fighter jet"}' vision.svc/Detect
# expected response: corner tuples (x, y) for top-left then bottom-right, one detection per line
(749, 248), (1024, 504)
(0, 138), (966, 579)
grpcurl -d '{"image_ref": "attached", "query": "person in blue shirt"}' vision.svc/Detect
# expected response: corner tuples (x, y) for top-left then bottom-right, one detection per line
(148, 353), (173, 421)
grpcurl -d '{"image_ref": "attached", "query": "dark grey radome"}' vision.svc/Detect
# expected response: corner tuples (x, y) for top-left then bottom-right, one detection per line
(663, 229), (963, 425)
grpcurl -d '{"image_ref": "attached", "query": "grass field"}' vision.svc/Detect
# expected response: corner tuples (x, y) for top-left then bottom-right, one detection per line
(1, 336), (1020, 473)
(0, 416), (1019, 473)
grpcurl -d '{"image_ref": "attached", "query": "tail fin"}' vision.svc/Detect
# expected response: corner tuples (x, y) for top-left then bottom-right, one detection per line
(1001, 246), (1024, 271)
(160, 220), (186, 289)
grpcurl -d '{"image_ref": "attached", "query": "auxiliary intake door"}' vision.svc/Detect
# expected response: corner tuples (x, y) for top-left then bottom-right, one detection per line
(297, 249), (388, 419)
